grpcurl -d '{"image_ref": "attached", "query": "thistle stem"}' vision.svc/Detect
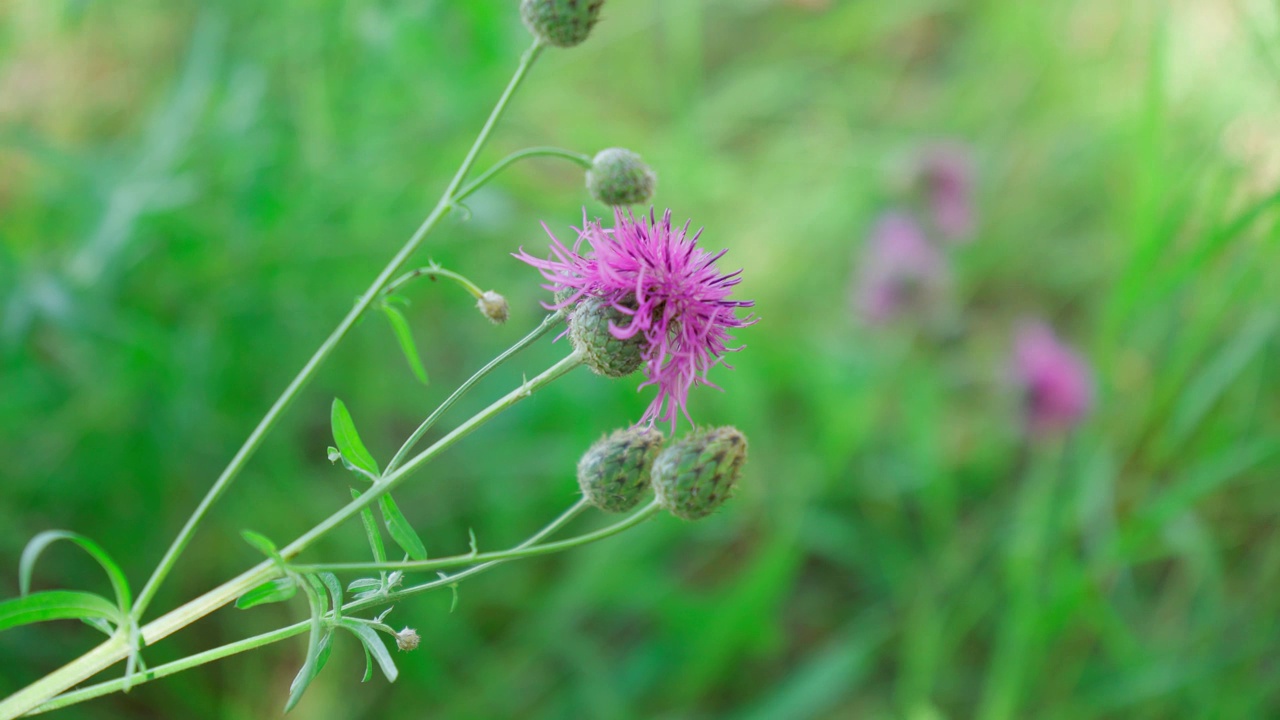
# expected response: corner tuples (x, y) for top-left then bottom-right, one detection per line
(384, 309), (566, 475)
(0, 38), (547, 720)
(292, 501), (662, 575)
(31, 498), (593, 715)
(454, 146), (594, 204)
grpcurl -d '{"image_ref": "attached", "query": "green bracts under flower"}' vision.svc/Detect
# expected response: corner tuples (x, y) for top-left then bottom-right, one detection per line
(577, 426), (666, 512)
(652, 427), (748, 521)
(570, 295), (646, 377)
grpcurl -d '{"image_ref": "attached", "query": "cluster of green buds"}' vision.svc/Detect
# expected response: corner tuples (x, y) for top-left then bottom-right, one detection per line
(577, 424), (748, 520)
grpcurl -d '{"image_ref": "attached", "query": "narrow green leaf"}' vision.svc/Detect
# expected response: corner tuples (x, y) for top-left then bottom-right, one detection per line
(314, 631), (334, 676)
(284, 574), (327, 713)
(240, 531), (282, 562)
(341, 621), (399, 683)
(235, 578), (297, 610)
(360, 640), (374, 682)
(0, 590), (121, 633)
(305, 575), (329, 616)
(381, 305), (429, 385)
(351, 488), (387, 564)
(318, 573), (343, 621)
(378, 494), (428, 561)
(346, 578), (381, 591)
(331, 398), (381, 477)
(20, 530), (132, 614)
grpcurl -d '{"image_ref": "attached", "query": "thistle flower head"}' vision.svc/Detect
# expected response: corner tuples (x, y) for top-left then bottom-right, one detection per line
(917, 143), (976, 242)
(1013, 321), (1094, 436)
(520, 0), (605, 48)
(514, 208), (755, 427)
(853, 211), (948, 325)
(652, 426), (747, 521)
(587, 148), (657, 206)
(577, 425), (665, 512)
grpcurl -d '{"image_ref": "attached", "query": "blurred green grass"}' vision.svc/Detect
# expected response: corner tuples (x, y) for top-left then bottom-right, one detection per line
(3, 1), (1280, 718)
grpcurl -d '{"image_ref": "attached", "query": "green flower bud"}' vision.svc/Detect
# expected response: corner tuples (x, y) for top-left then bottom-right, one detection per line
(652, 427), (747, 521)
(586, 148), (657, 206)
(577, 426), (665, 512)
(570, 294), (645, 377)
(520, 0), (605, 49)
(476, 290), (509, 324)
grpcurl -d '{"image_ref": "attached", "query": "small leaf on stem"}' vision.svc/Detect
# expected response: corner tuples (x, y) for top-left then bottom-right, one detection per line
(378, 494), (428, 561)
(331, 399), (381, 477)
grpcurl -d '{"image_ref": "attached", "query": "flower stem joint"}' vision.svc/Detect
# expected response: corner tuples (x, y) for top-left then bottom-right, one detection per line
(653, 427), (748, 521)
(577, 426), (665, 512)
(521, 0), (605, 48)
(587, 148), (657, 206)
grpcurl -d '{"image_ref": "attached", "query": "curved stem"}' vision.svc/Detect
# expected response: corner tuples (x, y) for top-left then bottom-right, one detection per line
(31, 499), (593, 715)
(292, 500), (662, 575)
(384, 309), (566, 475)
(384, 266), (487, 300)
(0, 39), (547, 720)
(129, 38), (546, 627)
(454, 146), (593, 204)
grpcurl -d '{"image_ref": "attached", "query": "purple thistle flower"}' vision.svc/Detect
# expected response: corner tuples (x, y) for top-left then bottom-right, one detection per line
(853, 211), (948, 325)
(917, 143), (976, 242)
(1012, 321), (1094, 437)
(514, 208), (756, 427)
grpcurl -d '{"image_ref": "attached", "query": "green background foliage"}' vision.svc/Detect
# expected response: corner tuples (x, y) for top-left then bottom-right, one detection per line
(3, 0), (1280, 717)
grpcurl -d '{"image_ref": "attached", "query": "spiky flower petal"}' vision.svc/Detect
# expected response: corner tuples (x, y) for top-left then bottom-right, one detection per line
(515, 208), (755, 426)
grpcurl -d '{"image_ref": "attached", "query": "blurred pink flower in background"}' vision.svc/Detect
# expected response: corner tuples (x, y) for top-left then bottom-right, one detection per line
(1013, 321), (1094, 436)
(918, 143), (976, 242)
(853, 211), (948, 325)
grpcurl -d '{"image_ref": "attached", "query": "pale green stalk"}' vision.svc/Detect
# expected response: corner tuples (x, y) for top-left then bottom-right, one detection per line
(0, 39), (547, 720)
(385, 309), (566, 474)
(454, 146), (593, 203)
(293, 501), (662, 575)
(32, 498), (594, 715)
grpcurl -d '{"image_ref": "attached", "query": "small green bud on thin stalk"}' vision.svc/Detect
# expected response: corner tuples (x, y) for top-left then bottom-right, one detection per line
(578, 426), (665, 512)
(521, 0), (605, 48)
(570, 295), (646, 377)
(652, 427), (748, 521)
(476, 291), (509, 324)
(587, 148), (657, 206)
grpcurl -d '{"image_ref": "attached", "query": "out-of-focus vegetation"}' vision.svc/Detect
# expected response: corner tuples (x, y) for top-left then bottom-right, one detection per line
(4, 1), (1280, 717)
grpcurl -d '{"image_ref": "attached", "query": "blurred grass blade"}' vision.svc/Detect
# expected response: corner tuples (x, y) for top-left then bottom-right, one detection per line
(0, 590), (122, 633)
(1170, 311), (1277, 443)
(341, 620), (398, 683)
(20, 530), (132, 614)
(235, 578), (297, 610)
(381, 304), (429, 385)
(351, 488), (388, 564)
(378, 494), (428, 561)
(331, 398), (381, 477)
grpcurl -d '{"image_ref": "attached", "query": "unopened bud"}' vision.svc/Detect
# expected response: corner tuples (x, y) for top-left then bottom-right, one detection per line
(577, 426), (665, 512)
(586, 148), (656, 206)
(570, 294), (646, 377)
(476, 290), (509, 324)
(395, 627), (420, 652)
(652, 427), (747, 521)
(520, 0), (605, 48)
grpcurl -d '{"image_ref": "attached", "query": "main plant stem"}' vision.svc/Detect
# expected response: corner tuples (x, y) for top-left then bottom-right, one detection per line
(0, 38), (546, 720)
